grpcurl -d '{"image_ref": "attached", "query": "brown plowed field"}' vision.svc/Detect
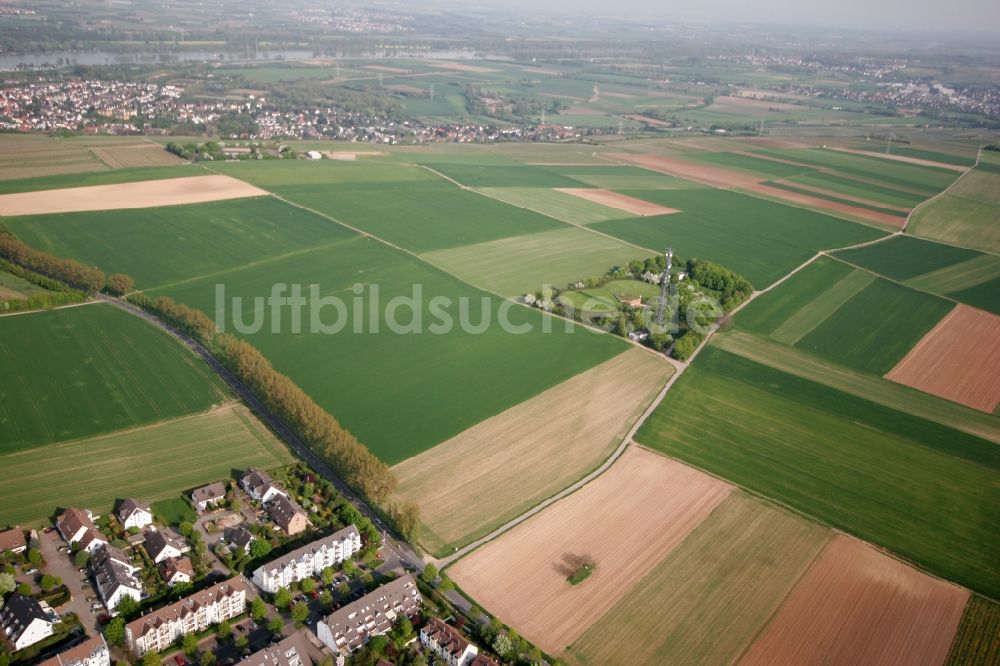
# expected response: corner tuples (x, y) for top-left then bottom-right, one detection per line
(887, 305), (1000, 412)
(553, 188), (679, 216)
(744, 182), (907, 227)
(0, 175), (268, 216)
(609, 152), (762, 188)
(392, 349), (671, 555)
(449, 446), (731, 654)
(740, 535), (969, 666)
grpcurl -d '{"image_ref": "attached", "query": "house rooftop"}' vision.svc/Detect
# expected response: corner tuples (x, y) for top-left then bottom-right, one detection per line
(192, 482), (226, 504)
(254, 525), (359, 574)
(38, 633), (108, 666)
(117, 499), (151, 522)
(266, 495), (308, 532)
(126, 577), (246, 638)
(423, 617), (474, 659)
(241, 631), (312, 666)
(0, 527), (26, 553)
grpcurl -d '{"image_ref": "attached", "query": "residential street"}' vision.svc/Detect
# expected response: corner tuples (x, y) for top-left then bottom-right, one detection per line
(36, 528), (100, 633)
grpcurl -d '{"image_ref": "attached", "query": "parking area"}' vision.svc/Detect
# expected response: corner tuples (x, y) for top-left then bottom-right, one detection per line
(36, 528), (101, 632)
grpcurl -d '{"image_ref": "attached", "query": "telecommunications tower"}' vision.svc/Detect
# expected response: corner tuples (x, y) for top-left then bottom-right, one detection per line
(653, 247), (673, 329)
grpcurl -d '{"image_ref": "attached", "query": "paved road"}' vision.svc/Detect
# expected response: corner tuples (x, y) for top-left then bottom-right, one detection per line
(98, 295), (424, 574)
(37, 529), (101, 632)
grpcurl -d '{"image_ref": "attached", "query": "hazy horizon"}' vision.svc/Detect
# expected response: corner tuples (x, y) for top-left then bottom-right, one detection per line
(437, 0), (1000, 37)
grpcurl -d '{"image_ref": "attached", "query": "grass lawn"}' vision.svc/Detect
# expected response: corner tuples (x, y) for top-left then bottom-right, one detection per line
(154, 237), (628, 463)
(421, 227), (648, 297)
(151, 497), (198, 527)
(566, 492), (829, 666)
(593, 189), (884, 287)
(636, 346), (1000, 599)
(797, 278), (953, 374)
(0, 304), (226, 452)
(0, 404), (291, 528)
(4, 197), (354, 290)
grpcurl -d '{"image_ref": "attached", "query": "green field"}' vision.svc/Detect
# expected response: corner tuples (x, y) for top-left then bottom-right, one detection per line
(593, 189), (885, 287)
(539, 165), (695, 190)
(566, 492), (829, 666)
(835, 235), (984, 281)
(797, 278), (953, 374)
(714, 330), (1000, 445)
(736, 256), (854, 335)
(154, 236), (628, 463)
(0, 404), (291, 528)
(5, 197), (353, 290)
(0, 164), (199, 195)
(946, 597), (1000, 666)
(0, 269), (51, 299)
(475, 188), (629, 225)
(269, 180), (564, 253)
(753, 148), (958, 196)
(909, 166), (1000, 254)
(636, 346), (1000, 598)
(784, 171), (927, 209)
(0, 304), (225, 452)
(861, 146), (975, 167)
(762, 180), (909, 219)
(692, 151), (815, 178)
(151, 496), (198, 527)
(420, 163), (586, 188)
(422, 227), (647, 296)
(949, 277), (1000, 316)
(768, 269), (875, 344)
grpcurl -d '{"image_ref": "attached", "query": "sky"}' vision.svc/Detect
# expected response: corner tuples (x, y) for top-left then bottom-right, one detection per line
(476, 0), (1000, 35)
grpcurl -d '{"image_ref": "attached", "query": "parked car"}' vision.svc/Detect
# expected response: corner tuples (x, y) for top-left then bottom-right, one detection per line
(309, 590), (320, 600)
(24, 568), (37, 575)
(174, 656), (187, 666)
(79, 568), (87, 573)
(90, 603), (103, 611)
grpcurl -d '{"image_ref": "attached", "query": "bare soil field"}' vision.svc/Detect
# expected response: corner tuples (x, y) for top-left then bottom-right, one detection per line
(0, 174), (269, 215)
(362, 64), (409, 73)
(744, 182), (907, 227)
(0, 134), (106, 180)
(565, 492), (830, 666)
(391, 349), (672, 555)
(609, 152), (762, 188)
(887, 305), (1000, 412)
(712, 95), (803, 112)
(740, 535), (969, 666)
(90, 144), (186, 169)
(449, 446), (732, 654)
(427, 60), (499, 73)
(553, 188), (680, 216)
(623, 114), (674, 127)
(830, 146), (967, 172)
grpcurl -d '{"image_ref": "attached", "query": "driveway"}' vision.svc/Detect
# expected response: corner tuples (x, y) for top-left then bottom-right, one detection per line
(37, 529), (100, 632)
(194, 511), (240, 577)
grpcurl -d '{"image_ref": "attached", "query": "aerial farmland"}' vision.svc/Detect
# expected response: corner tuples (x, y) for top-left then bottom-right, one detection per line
(0, 7), (998, 665)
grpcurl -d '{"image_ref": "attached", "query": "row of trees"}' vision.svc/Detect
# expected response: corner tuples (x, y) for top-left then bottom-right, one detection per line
(0, 227), (104, 292)
(128, 293), (216, 344)
(215, 334), (399, 506)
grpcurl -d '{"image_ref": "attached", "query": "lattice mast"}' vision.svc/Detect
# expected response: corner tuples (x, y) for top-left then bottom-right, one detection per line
(653, 248), (673, 329)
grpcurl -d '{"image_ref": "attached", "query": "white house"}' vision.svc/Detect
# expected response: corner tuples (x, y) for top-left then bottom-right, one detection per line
(125, 577), (246, 657)
(144, 530), (187, 564)
(0, 594), (55, 651)
(117, 499), (153, 530)
(229, 526), (254, 555)
(159, 557), (194, 587)
(191, 482), (227, 512)
(251, 525), (361, 594)
(240, 469), (286, 504)
(420, 617), (480, 666)
(92, 545), (142, 611)
(39, 633), (111, 666)
(306, 150), (322, 160)
(316, 575), (420, 657)
(56, 507), (95, 544)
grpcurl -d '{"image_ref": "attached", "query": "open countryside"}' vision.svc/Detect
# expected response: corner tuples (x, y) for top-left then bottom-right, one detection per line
(0, 8), (998, 665)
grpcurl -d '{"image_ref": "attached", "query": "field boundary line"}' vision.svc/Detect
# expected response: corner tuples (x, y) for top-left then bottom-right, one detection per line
(406, 163), (661, 255)
(0, 298), (101, 318)
(435, 353), (688, 570)
(634, 442), (992, 603)
(143, 236), (363, 293)
(902, 148), (980, 234)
